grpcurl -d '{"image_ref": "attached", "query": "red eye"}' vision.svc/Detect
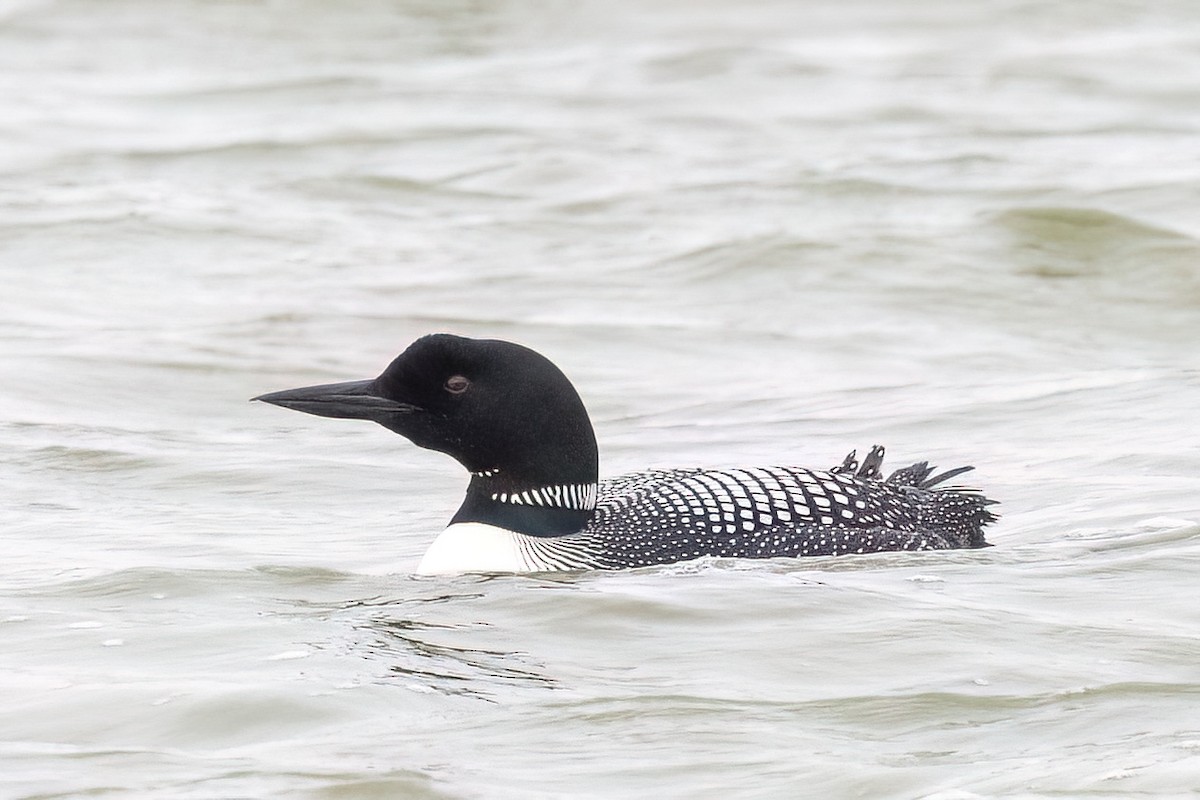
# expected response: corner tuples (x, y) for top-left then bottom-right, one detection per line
(445, 375), (470, 394)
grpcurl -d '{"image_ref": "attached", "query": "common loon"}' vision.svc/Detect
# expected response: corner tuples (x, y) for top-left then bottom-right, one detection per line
(254, 334), (997, 574)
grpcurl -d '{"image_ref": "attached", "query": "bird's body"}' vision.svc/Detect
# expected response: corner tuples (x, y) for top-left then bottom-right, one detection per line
(255, 335), (997, 574)
(420, 462), (992, 574)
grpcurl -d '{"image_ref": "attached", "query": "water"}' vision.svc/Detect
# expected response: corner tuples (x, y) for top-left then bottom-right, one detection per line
(3, 0), (1199, 796)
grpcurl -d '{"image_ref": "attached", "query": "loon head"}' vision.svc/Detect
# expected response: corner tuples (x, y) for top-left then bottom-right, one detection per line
(254, 334), (599, 536)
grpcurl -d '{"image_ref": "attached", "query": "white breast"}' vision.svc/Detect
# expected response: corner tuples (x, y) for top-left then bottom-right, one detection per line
(415, 522), (536, 575)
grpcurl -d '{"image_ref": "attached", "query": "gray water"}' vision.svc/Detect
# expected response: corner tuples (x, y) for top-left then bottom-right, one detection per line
(3, 0), (1199, 797)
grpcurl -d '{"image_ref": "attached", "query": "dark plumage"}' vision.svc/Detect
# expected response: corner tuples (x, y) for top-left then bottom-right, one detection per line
(255, 334), (997, 573)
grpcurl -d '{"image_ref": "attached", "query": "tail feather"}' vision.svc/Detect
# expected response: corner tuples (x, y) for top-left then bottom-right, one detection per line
(915, 487), (998, 548)
(919, 464), (976, 489)
(884, 461), (934, 487)
(830, 444), (886, 480)
(834, 444), (998, 549)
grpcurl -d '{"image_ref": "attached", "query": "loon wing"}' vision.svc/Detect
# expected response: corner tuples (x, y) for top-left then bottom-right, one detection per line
(575, 464), (996, 569)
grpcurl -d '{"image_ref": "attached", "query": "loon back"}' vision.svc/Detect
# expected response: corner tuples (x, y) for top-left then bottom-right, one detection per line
(254, 334), (998, 574)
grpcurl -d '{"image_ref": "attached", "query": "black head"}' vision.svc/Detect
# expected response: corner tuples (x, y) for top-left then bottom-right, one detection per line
(254, 334), (599, 536)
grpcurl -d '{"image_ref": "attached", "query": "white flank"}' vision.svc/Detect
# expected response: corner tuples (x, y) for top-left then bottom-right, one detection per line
(415, 523), (596, 575)
(416, 523), (535, 575)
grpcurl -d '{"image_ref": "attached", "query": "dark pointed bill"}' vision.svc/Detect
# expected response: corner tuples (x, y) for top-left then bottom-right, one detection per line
(252, 379), (419, 421)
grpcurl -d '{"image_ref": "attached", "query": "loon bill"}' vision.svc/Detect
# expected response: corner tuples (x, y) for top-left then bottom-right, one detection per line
(254, 334), (998, 575)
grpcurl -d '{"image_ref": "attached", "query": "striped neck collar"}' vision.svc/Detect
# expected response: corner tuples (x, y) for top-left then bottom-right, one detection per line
(457, 469), (598, 537)
(488, 483), (598, 512)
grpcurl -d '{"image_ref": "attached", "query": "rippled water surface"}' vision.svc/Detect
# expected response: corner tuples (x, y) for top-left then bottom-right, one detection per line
(3, 1), (1199, 797)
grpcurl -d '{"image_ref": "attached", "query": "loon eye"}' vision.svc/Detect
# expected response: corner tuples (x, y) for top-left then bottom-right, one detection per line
(444, 375), (470, 394)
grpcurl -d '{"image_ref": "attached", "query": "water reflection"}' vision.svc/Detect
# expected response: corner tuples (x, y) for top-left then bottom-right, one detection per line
(294, 589), (559, 700)
(365, 616), (557, 700)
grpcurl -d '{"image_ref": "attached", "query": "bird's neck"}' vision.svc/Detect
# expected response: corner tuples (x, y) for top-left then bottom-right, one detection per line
(450, 439), (599, 540)
(452, 474), (597, 537)
(449, 389), (599, 537)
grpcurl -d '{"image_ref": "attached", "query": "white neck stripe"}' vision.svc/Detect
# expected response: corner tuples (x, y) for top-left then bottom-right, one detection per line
(491, 483), (597, 511)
